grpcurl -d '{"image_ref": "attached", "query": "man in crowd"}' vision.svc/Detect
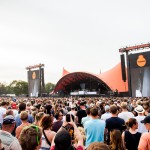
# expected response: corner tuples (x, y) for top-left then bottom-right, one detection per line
(118, 102), (134, 122)
(76, 101), (87, 127)
(134, 105), (147, 133)
(84, 107), (105, 148)
(81, 107), (91, 127)
(105, 105), (125, 144)
(0, 102), (7, 129)
(0, 115), (22, 150)
(101, 105), (111, 121)
(138, 116), (150, 150)
(15, 102), (34, 127)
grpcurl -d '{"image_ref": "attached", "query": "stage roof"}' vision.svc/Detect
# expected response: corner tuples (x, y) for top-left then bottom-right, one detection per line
(54, 63), (128, 93)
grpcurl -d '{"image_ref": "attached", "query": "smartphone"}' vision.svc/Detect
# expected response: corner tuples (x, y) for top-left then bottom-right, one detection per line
(66, 114), (74, 122)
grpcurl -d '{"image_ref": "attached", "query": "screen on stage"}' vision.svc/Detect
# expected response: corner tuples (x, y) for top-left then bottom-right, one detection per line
(129, 51), (150, 97)
(28, 70), (40, 97)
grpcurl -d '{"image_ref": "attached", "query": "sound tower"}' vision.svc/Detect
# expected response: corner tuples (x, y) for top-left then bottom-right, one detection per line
(120, 54), (126, 82)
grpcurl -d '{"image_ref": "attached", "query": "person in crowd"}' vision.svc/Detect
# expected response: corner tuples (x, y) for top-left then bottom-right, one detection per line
(6, 109), (14, 116)
(67, 104), (77, 117)
(16, 111), (31, 138)
(19, 125), (42, 150)
(15, 102), (34, 127)
(109, 129), (125, 150)
(50, 116), (84, 150)
(101, 105), (111, 121)
(74, 127), (86, 147)
(122, 118), (141, 150)
(118, 102), (134, 122)
(52, 111), (63, 132)
(0, 102), (7, 129)
(134, 105), (148, 133)
(84, 107), (105, 148)
(11, 102), (18, 116)
(33, 112), (45, 126)
(76, 101), (87, 127)
(105, 105), (125, 145)
(39, 115), (56, 150)
(138, 115), (150, 150)
(87, 142), (110, 150)
(81, 107), (91, 127)
(0, 115), (22, 150)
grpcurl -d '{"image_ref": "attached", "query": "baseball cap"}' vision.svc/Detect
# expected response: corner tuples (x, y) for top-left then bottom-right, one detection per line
(11, 103), (17, 109)
(3, 115), (15, 125)
(141, 116), (150, 124)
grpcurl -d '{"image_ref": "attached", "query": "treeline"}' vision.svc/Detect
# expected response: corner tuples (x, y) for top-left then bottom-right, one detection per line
(0, 80), (55, 96)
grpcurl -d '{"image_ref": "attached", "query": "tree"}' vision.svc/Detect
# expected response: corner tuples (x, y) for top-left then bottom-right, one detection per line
(45, 82), (55, 94)
(9, 80), (28, 96)
(0, 82), (7, 94)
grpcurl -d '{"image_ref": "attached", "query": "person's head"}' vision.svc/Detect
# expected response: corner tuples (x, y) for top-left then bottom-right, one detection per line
(54, 111), (63, 121)
(19, 102), (26, 112)
(87, 142), (110, 150)
(40, 115), (53, 130)
(6, 109), (14, 116)
(121, 102), (128, 110)
(110, 105), (118, 115)
(134, 105), (145, 115)
(110, 129), (124, 150)
(1, 101), (7, 108)
(54, 129), (72, 150)
(19, 125), (42, 150)
(2, 115), (16, 133)
(126, 118), (138, 129)
(105, 105), (110, 112)
(141, 115), (150, 130)
(90, 107), (98, 117)
(35, 112), (44, 123)
(20, 111), (28, 121)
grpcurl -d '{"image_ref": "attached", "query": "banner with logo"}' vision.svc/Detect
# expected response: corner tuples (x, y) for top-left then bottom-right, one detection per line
(129, 51), (150, 97)
(28, 70), (40, 97)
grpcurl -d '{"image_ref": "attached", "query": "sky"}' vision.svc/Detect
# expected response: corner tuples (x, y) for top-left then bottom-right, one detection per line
(0, 0), (150, 84)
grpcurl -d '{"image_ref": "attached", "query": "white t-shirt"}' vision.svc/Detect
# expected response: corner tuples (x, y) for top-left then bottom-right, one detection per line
(0, 107), (6, 124)
(134, 116), (148, 133)
(101, 112), (111, 121)
(118, 111), (134, 122)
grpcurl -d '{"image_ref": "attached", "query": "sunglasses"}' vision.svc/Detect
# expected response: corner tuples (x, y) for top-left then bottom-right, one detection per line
(30, 125), (40, 145)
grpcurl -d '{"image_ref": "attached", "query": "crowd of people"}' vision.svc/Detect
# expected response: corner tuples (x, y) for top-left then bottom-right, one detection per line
(0, 96), (150, 150)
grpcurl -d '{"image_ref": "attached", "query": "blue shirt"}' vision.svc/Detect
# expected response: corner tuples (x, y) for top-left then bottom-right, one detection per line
(15, 113), (34, 127)
(84, 118), (105, 147)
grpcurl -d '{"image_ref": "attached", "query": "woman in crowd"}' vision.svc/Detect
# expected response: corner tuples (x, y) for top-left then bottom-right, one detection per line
(122, 118), (141, 150)
(50, 114), (84, 150)
(33, 112), (44, 126)
(19, 125), (42, 150)
(109, 129), (125, 150)
(39, 115), (56, 150)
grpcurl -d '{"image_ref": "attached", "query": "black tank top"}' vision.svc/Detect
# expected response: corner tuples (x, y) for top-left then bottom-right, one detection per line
(124, 130), (141, 150)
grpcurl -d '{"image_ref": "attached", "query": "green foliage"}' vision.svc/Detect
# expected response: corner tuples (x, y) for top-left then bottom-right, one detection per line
(0, 80), (55, 96)
(45, 82), (55, 93)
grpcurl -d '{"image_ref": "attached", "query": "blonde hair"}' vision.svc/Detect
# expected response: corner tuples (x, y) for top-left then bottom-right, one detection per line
(74, 127), (86, 144)
(20, 111), (28, 120)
